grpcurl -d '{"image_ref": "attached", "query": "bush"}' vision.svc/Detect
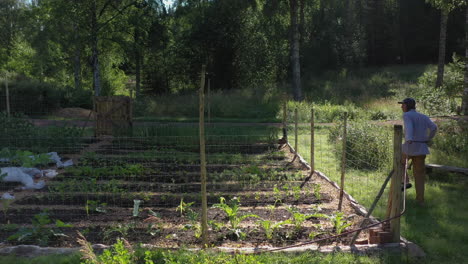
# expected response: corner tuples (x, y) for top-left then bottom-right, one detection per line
(279, 101), (364, 123)
(431, 120), (468, 167)
(328, 121), (392, 170)
(415, 55), (463, 116)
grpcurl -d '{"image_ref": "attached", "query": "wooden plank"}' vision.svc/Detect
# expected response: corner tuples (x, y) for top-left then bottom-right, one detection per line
(426, 164), (468, 175)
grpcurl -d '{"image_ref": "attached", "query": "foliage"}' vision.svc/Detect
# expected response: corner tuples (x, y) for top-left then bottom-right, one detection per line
(328, 121), (392, 170)
(430, 120), (468, 167)
(415, 55), (464, 115)
(212, 197), (259, 239)
(176, 198), (195, 217)
(7, 211), (72, 246)
(328, 212), (352, 235)
(0, 148), (50, 167)
(257, 219), (291, 240)
(286, 206), (327, 231)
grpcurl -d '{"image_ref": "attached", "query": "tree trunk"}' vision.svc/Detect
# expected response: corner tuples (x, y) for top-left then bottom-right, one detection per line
(74, 46), (82, 91)
(436, 10), (448, 88)
(134, 26), (141, 98)
(462, 6), (468, 115)
(73, 21), (82, 91)
(289, 0), (302, 101)
(92, 0), (101, 96)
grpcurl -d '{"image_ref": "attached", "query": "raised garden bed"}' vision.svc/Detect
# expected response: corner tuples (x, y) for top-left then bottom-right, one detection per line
(0, 136), (368, 249)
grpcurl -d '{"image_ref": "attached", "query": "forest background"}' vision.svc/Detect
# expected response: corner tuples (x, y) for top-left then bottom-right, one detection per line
(0, 0), (467, 119)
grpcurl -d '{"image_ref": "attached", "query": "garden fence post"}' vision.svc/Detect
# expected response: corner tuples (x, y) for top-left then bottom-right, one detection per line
(207, 77), (211, 124)
(310, 108), (314, 175)
(388, 125), (403, 242)
(294, 108), (298, 156)
(199, 64), (208, 246)
(282, 97), (287, 140)
(338, 112), (347, 211)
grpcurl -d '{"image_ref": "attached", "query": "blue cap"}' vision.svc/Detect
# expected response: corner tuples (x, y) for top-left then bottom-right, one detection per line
(398, 98), (416, 108)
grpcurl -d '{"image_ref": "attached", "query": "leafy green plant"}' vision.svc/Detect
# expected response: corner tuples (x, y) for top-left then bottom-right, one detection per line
(313, 184), (322, 200)
(287, 206), (327, 231)
(102, 222), (137, 243)
(85, 200), (107, 216)
(273, 184), (283, 206)
(176, 198), (195, 217)
(258, 219), (292, 240)
(7, 211), (72, 246)
(212, 197), (259, 239)
(329, 212), (352, 235)
(1, 198), (13, 221)
(328, 121), (392, 170)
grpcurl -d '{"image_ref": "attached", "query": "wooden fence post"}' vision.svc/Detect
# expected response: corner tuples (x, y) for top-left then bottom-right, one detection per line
(207, 77), (211, 124)
(388, 125), (403, 242)
(310, 108), (315, 174)
(282, 98), (287, 140)
(199, 65), (208, 247)
(294, 108), (298, 156)
(338, 112), (348, 211)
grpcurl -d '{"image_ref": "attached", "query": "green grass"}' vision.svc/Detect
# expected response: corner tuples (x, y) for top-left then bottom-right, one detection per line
(0, 249), (404, 264)
(289, 124), (468, 264)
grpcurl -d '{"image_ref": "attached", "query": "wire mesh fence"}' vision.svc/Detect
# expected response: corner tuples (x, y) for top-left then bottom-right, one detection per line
(0, 99), (401, 249)
(286, 109), (395, 219)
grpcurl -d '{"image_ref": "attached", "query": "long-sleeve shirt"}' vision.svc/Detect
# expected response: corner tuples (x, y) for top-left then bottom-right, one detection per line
(402, 109), (438, 156)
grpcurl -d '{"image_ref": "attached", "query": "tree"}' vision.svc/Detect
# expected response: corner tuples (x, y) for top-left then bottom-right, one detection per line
(426, 0), (461, 88)
(289, 0), (302, 101)
(462, 5), (468, 115)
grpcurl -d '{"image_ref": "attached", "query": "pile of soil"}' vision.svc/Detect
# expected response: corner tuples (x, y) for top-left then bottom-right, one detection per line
(52, 108), (95, 119)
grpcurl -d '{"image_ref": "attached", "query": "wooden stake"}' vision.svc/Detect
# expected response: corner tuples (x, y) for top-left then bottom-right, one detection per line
(207, 77), (211, 124)
(199, 64), (208, 247)
(294, 108), (298, 155)
(388, 125), (403, 242)
(310, 108), (314, 174)
(338, 112), (348, 211)
(282, 98), (287, 140)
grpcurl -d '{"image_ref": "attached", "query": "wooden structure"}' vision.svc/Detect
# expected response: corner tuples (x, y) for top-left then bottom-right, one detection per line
(426, 164), (468, 175)
(94, 96), (133, 136)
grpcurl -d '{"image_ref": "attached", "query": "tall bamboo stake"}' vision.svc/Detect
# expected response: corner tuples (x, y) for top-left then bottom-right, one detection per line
(207, 77), (211, 124)
(199, 65), (208, 246)
(338, 112), (348, 211)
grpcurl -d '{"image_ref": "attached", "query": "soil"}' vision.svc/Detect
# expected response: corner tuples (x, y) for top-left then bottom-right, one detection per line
(52, 107), (95, 119)
(0, 138), (369, 249)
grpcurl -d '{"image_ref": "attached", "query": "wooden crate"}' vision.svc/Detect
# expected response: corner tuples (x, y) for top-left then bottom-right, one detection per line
(94, 96), (132, 136)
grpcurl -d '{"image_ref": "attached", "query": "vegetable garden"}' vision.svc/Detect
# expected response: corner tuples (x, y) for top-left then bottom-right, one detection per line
(0, 118), (380, 250)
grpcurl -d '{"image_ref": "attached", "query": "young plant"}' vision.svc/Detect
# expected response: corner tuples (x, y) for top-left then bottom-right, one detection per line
(287, 206), (327, 231)
(258, 219), (291, 240)
(85, 200), (107, 216)
(7, 211), (72, 246)
(212, 197), (259, 239)
(176, 198), (195, 217)
(314, 184), (322, 200)
(329, 212), (352, 235)
(292, 186), (301, 200)
(273, 184), (283, 206)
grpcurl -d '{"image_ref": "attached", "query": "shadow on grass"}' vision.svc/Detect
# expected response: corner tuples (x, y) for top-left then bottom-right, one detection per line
(402, 173), (468, 264)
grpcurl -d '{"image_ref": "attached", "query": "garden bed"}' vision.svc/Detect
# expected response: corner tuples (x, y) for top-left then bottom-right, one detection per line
(0, 136), (369, 249)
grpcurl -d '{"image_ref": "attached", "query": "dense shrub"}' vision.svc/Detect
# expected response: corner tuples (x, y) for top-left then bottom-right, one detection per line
(328, 121), (392, 170)
(431, 120), (468, 167)
(415, 56), (463, 116)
